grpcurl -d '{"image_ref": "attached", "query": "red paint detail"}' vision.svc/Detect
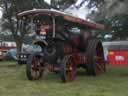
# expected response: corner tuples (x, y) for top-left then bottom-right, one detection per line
(64, 45), (73, 54)
(47, 64), (54, 72)
(47, 64), (60, 72)
(0, 46), (16, 50)
(32, 57), (40, 71)
(73, 53), (87, 64)
(66, 56), (76, 81)
(64, 16), (104, 30)
(0, 55), (6, 60)
(71, 36), (81, 46)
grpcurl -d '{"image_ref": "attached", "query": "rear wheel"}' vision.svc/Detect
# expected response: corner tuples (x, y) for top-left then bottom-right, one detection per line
(26, 53), (44, 80)
(60, 55), (77, 82)
(86, 39), (105, 76)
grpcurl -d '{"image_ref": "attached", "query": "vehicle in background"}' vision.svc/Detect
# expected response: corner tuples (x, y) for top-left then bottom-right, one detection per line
(103, 41), (128, 66)
(0, 51), (6, 60)
(0, 40), (16, 61)
(103, 41), (128, 62)
(6, 48), (17, 60)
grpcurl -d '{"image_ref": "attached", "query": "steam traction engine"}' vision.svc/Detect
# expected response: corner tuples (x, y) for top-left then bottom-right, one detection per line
(18, 9), (106, 82)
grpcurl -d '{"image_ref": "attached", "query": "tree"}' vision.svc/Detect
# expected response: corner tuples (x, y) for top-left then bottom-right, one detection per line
(0, 0), (49, 55)
(104, 0), (128, 18)
(110, 14), (128, 40)
(86, 0), (128, 40)
(0, 0), (76, 56)
(0, 0), (127, 53)
(103, 0), (128, 16)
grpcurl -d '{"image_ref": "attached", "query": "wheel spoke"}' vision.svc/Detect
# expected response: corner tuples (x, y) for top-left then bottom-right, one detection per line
(95, 55), (105, 75)
(61, 55), (76, 82)
(86, 39), (106, 76)
(27, 54), (44, 80)
(67, 59), (76, 81)
(95, 63), (104, 74)
(94, 45), (105, 75)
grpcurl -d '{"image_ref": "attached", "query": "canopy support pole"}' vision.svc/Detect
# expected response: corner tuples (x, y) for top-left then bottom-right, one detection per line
(52, 17), (56, 38)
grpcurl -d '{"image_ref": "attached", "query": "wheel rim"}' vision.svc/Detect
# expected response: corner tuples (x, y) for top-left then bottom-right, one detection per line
(65, 56), (76, 81)
(94, 42), (105, 75)
(31, 56), (43, 80)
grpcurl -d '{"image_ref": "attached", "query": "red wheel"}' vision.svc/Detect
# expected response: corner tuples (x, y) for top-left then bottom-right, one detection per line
(26, 53), (45, 80)
(60, 55), (77, 82)
(86, 39), (106, 76)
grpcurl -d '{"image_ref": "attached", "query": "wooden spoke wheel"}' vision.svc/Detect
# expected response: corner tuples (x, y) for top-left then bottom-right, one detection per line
(26, 53), (44, 80)
(86, 39), (106, 76)
(60, 55), (77, 83)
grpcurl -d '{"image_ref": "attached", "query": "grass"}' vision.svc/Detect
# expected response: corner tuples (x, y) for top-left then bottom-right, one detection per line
(0, 61), (128, 96)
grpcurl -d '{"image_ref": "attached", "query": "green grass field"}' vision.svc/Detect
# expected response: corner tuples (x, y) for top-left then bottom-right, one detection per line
(0, 61), (128, 96)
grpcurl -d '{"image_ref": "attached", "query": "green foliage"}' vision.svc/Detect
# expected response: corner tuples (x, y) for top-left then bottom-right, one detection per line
(0, 0), (50, 54)
(104, 0), (128, 17)
(111, 14), (128, 39)
(50, 0), (75, 9)
(0, 0), (128, 42)
(96, 14), (128, 40)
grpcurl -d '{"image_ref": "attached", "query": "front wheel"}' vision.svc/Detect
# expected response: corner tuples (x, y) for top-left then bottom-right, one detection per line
(60, 55), (77, 83)
(26, 53), (45, 80)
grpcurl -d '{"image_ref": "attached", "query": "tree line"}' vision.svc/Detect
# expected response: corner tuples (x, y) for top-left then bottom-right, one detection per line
(0, 0), (128, 54)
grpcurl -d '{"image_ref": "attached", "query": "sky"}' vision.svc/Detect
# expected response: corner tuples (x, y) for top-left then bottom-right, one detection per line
(0, 0), (91, 20)
(65, 0), (90, 20)
(0, 7), (2, 18)
(44, 0), (51, 5)
(0, 12), (2, 18)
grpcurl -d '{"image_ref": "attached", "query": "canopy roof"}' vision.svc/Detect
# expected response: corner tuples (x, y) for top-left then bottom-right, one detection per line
(17, 9), (105, 30)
